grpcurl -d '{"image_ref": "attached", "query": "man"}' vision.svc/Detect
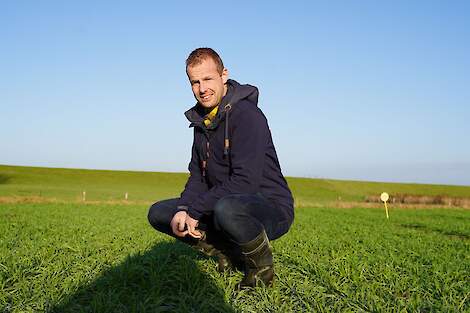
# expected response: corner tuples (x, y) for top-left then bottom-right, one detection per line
(148, 47), (294, 288)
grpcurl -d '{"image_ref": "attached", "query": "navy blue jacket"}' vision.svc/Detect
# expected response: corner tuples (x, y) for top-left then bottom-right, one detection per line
(177, 79), (294, 221)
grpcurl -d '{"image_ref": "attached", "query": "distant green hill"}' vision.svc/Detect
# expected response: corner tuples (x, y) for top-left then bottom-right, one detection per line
(0, 164), (469, 206)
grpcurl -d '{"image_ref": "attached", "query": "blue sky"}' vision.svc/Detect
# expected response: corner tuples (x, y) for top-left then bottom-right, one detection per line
(1, 1), (469, 186)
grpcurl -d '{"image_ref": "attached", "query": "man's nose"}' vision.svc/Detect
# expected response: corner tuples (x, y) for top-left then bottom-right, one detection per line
(199, 81), (207, 93)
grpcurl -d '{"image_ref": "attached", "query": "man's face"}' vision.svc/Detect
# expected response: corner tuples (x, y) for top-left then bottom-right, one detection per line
(187, 58), (228, 109)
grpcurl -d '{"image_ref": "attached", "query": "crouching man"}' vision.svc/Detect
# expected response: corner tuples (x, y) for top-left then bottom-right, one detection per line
(148, 47), (294, 288)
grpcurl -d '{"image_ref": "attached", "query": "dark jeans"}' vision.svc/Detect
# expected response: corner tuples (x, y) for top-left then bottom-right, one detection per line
(147, 193), (292, 244)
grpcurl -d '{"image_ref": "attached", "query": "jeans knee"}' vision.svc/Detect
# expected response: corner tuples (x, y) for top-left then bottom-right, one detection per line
(147, 199), (175, 231)
(213, 195), (246, 231)
(214, 196), (235, 220)
(147, 202), (160, 227)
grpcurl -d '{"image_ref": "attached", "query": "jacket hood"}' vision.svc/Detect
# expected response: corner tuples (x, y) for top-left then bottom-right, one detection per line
(184, 79), (259, 126)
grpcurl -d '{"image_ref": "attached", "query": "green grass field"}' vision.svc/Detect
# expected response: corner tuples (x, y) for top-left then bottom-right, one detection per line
(1, 165), (469, 312)
(2, 164), (470, 205)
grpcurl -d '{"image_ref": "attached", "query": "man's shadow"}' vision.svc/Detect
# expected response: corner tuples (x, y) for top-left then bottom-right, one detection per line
(51, 241), (236, 313)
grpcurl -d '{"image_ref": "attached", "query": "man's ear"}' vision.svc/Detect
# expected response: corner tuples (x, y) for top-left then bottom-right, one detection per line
(221, 68), (229, 84)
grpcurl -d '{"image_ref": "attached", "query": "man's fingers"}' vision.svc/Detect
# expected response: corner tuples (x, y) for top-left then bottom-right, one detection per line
(175, 231), (188, 237)
(171, 212), (189, 237)
(186, 220), (201, 238)
(188, 229), (202, 239)
(177, 230), (188, 237)
(188, 222), (197, 234)
(178, 219), (185, 232)
(172, 224), (180, 237)
(187, 222), (194, 232)
(172, 222), (188, 237)
(187, 230), (200, 238)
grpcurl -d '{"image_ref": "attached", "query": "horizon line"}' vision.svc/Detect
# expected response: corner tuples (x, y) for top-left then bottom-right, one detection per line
(1, 163), (469, 188)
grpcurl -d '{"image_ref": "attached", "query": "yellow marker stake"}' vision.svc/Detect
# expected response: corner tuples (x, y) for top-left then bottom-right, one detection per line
(380, 192), (390, 219)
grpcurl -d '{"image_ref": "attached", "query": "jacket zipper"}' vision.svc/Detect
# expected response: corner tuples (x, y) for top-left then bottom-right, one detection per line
(202, 139), (210, 178)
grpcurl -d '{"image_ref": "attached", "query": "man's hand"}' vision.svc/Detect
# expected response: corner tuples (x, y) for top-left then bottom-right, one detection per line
(185, 214), (202, 239)
(170, 211), (188, 237)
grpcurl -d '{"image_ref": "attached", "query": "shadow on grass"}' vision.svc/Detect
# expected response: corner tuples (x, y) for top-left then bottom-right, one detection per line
(400, 223), (469, 240)
(51, 241), (235, 313)
(0, 174), (11, 184)
(400, 223), (426, 230)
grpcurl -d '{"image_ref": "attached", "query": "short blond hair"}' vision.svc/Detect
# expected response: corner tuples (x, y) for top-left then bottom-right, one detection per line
(186, 47), (224, 74)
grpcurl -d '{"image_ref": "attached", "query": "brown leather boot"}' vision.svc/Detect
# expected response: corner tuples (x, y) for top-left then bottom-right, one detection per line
(237, 230), (274, 289)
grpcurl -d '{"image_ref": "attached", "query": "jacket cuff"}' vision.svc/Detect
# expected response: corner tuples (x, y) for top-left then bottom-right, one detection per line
(188, 207), (203, 220)
(175, 205), (188, 213)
